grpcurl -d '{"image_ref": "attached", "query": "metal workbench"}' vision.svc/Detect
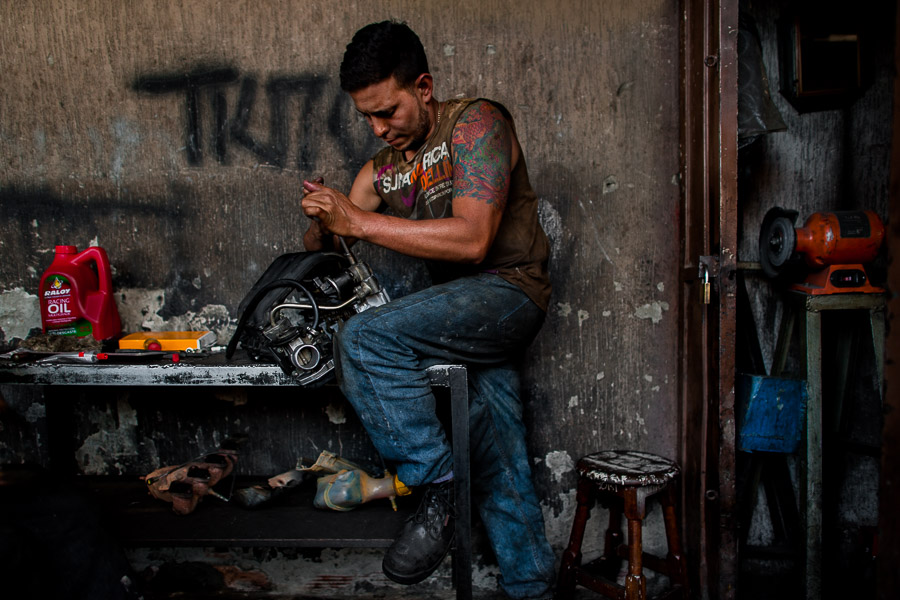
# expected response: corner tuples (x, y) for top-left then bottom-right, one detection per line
(0, 354), (473, 599)
(0, 351), (300, 387)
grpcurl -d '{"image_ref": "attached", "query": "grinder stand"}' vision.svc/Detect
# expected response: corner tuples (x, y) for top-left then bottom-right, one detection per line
(771, 291), (885, 600)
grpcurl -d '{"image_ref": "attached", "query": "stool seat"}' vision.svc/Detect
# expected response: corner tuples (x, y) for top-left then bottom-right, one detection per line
(577, 450), (680, 489)
(558, 450), (689, 600)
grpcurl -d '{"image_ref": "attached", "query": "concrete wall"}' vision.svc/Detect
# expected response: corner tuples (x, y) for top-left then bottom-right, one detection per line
(0, 1), (684, 596)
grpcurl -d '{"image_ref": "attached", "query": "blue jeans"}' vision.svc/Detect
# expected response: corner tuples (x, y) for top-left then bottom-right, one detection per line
(335, 273), (556, 599)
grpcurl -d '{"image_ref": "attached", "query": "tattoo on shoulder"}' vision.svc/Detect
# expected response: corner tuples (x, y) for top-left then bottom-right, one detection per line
(451, 102), (512, 210)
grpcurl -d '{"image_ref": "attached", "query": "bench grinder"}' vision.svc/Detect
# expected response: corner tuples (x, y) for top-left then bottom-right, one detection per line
(758, 207), (885, 295)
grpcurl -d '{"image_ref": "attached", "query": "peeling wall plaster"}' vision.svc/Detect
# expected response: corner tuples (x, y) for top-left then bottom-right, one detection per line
(0, 285), (235, 346)
(77, 399), (143, 475)
(542, 449), (575, 483)
(325, 403), (346, 425)
(633, 301), (669, 324)
(537, 199), (563, 261)
(0, 287), (40, 340)
(116, 287), (235, 343)
(25, 402), (46, 423)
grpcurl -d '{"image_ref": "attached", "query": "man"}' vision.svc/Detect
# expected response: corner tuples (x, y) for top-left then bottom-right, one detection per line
(301, 20), (555, 600)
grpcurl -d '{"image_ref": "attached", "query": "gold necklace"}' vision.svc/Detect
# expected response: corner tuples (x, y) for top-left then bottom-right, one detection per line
(436, 103), (442, 127)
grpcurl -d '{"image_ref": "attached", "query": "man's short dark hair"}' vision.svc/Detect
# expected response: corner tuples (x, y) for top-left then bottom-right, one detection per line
(340, 20), (429, 92)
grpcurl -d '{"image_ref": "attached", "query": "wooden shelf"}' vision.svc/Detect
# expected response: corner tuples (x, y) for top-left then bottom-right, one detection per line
(88, 477), (411, 548)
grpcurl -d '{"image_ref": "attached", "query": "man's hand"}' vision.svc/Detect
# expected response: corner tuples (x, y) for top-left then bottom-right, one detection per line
(301, 178), (331, 251)
(300, 166), (383, 252)
(302, 216), (333, 252)
(301, 178), (356, 251)
(301, 180), (365, 238)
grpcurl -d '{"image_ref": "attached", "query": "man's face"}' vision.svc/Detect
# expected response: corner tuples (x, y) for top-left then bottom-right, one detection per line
(349, 75), (431, 154)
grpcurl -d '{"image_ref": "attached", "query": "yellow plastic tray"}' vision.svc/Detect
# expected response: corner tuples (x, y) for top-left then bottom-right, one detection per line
(118, 331), (216, 352)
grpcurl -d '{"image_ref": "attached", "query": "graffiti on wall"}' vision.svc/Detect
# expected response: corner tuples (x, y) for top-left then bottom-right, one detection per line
(133, 66), (376, 169)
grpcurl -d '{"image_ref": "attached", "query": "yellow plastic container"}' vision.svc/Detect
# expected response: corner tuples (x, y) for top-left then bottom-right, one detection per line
(118, 331), (216, 352)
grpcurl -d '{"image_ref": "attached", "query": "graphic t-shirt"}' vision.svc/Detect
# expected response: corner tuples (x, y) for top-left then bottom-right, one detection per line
(371, 98), (551, 311)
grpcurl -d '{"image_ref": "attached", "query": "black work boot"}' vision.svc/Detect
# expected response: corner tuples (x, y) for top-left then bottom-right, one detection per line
(382, 479), (455, 584)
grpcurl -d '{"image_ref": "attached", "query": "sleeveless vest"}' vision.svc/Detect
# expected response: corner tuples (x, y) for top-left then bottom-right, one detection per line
(371, 98), (551, 311)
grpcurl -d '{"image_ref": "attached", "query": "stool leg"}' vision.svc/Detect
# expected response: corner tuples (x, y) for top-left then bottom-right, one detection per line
(661, 482), (690, 598)
(557, 478), (594, 599)
(601, 497), (624, 579)
(623, 489), (647, 600)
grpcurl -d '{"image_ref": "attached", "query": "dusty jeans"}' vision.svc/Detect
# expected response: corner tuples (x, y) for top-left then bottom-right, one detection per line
(335, 273), (556, 599)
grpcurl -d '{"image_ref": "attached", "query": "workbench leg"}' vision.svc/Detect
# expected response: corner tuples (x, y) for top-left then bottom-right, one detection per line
(870, 307), (885, 401)
(802, 309), (822, 600)
(448, 366), (472, 600)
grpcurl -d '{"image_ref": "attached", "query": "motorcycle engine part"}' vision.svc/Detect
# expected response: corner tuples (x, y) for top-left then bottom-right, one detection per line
(227, 246), (390, 386)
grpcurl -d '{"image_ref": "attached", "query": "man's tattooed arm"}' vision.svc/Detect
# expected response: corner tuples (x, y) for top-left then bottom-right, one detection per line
(317, 101), (512, 264)
(452, 101), (512, 211)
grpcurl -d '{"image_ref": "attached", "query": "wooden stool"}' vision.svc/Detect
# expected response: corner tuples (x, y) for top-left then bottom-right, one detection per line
(557, 450), (689, 600)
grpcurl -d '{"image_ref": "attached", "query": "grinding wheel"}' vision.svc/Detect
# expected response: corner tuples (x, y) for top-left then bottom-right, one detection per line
(759, 207), (798, 278)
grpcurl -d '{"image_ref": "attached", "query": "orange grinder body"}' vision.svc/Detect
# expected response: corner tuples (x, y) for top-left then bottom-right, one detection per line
(794, 210), (885, 270)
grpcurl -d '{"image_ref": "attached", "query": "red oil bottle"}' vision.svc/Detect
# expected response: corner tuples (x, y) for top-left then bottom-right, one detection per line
(39, 245), (122, 340)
